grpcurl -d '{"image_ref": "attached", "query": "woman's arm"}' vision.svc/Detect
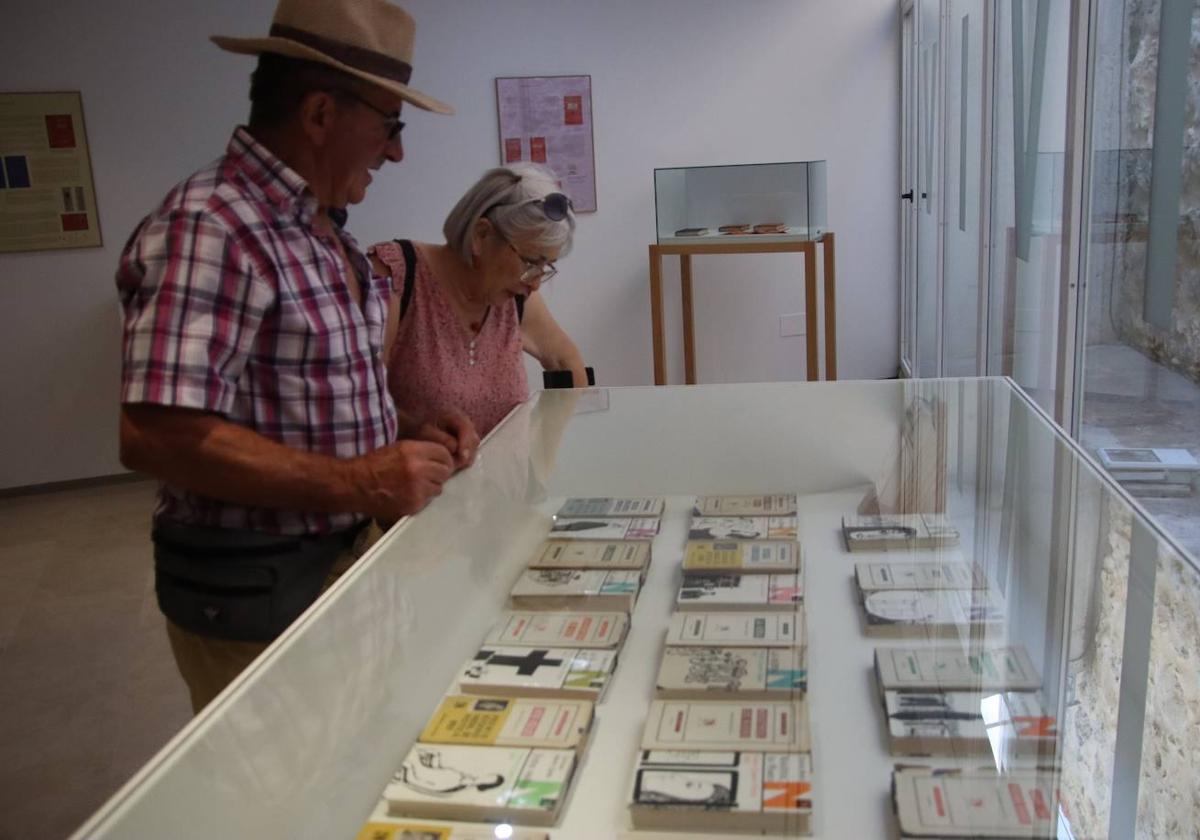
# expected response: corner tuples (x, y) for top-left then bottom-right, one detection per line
(521, 291), (588, 387)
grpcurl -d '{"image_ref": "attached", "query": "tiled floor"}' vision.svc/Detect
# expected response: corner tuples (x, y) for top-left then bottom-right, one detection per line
(0, 479), (190, 840)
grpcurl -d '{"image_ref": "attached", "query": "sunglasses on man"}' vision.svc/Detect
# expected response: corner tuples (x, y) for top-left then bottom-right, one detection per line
(333, 88), (405, 140)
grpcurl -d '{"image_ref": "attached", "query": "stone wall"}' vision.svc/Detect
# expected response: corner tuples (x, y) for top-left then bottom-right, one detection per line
(1059, 496), (1200, 837)
(1089, 0), (1200, 383)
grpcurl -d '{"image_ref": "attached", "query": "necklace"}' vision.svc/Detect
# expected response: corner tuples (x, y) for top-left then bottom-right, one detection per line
(466, 307), (490, 367)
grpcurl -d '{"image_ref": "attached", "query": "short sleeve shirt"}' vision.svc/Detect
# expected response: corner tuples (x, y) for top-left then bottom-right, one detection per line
(117, 127), (397, 535)
(373, 241), (528, 436)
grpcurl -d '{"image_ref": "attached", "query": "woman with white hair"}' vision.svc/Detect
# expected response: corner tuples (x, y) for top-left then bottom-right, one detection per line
(370, 164), (587, 436)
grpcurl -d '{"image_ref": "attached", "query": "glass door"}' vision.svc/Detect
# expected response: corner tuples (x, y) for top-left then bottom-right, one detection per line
(941, 0), (986, 376)
(900, 1), (919, 376)
(915, 0), (944, 377)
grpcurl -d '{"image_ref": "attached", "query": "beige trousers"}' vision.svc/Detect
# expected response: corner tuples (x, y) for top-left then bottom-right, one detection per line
(165, 521), (382, 714)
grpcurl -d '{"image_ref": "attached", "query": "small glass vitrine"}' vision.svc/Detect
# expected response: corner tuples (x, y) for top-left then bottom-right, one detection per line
(653, 160), (828, 244)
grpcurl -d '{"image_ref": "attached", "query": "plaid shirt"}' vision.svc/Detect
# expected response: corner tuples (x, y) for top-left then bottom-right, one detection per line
(117, 127), (398, 535)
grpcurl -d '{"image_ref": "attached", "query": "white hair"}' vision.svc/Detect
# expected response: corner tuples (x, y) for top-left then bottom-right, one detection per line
(443, 163), (576, 263)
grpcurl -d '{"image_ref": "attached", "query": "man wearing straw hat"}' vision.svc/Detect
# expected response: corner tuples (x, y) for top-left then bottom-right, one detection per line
(116, 0), (478, 713)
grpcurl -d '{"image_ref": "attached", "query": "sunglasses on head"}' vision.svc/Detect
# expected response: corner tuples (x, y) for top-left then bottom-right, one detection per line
(484, 189), (574, 222)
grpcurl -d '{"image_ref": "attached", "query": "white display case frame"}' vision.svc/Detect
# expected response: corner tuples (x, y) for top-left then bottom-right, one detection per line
(69, 379), (1198, 839)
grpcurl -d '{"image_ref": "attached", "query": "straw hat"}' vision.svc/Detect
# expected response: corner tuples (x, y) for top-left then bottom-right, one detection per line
(212, 0), (453, 115)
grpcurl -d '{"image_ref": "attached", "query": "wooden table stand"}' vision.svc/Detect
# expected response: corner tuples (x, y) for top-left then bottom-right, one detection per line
(648, 232), (837, 385)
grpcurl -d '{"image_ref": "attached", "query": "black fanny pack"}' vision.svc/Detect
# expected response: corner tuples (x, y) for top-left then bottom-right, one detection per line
(153, 521), (361, 642)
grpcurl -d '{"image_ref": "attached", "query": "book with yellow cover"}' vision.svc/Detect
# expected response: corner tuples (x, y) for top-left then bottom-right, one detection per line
(640, 699), (811, 753)
(529, 540), (651, 570)
(420, 695), (593, 750)
(358, 820), (548, 840)
(682, 541), (800, 574)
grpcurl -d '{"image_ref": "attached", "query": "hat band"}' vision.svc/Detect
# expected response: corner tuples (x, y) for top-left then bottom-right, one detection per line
(269, 23), (412, 85)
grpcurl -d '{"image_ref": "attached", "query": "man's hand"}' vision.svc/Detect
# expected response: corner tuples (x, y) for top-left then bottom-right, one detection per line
(414, 409), (480, 469)
(354, 439), (456, 520)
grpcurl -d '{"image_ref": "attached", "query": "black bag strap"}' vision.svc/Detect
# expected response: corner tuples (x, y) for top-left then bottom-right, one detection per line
(393, 238), (526, 324)
(393, 238), (418, 320)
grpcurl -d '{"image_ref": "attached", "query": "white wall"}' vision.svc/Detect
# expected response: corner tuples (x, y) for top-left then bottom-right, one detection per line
(0, 0), (898, 489)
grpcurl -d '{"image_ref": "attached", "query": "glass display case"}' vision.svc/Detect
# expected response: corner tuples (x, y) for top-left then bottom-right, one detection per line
(653, 161), (828, 244)
(70, 379), (1199, 839)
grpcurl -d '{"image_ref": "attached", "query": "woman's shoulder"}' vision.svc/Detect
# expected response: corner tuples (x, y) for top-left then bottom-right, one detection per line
(369, 240), (440, 287)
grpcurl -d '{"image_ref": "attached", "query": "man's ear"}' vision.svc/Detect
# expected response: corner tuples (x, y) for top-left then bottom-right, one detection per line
(298, 90), (337, 146)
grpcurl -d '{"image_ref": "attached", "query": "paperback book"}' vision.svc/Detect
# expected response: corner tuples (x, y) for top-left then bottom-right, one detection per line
(550, 517), (659, 541)
(555, 496), (665, 517)
(689, 516), (798, 541)
(484, 611), (628, 650)
(656, 647), (807, 699)
(529, 540), (650, 571)
(510, 568), (643, 612)
(357, 820), (547, 840)
(892, 766), (1060, 838)
(457, 646), (617, 700)
(385, 744), (575, 826)
(692, 493), (798, 516)
(862, 589), (1007, 638)
(676, 573), (803, 611)
(855, 560), (985, 594)
(666, 611), (804, 648)
(842, 513), (960, 552)
(875, 646), (1041, 692)
(682, 541), (801, 574)
(640, 699), (811, 753)
(883, 690), (1055, 757)
(628, 750), (812, 834)
(419, 695), (593, 750)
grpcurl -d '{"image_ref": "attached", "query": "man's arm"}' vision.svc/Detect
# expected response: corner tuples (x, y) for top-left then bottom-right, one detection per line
(521, 291), (588, 387)
(120, 404), (455, 521)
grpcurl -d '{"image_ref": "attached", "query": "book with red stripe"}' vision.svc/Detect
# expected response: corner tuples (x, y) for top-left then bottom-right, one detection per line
(640, 699), (810, 753)
(484, 611), (628, 650)
(892, 766), (1060, 837)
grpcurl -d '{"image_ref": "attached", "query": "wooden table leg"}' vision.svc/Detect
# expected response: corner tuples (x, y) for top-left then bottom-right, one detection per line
(822, 232), (837, 380)
(681, 254), (696, 385)
(649, 246), (666, 385)
(804, 244), (819, 381)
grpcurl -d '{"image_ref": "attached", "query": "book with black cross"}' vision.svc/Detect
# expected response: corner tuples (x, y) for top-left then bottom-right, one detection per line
(456, 645), (619, 701)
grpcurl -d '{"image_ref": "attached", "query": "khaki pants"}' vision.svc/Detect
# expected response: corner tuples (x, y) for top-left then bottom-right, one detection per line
(165, 521), (382, 714)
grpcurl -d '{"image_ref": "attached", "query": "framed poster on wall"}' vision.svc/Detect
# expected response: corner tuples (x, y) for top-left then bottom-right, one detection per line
(0, 91), (102, 253)
(495, 75), (596, 213)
